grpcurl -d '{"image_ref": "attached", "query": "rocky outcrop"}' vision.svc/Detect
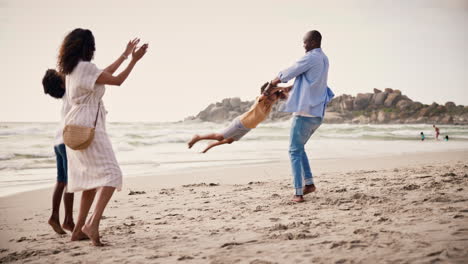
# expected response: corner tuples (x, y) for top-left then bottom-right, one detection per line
(325, 89), (468, 124)
(186, 90), (468, 125)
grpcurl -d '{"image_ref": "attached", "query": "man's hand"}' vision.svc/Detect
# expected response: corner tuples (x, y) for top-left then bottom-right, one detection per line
(283, 85), (293, 93)
(270, 77), (281, 86)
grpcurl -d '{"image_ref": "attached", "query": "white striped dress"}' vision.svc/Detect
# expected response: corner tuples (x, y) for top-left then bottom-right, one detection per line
(64, 61), (122, 192)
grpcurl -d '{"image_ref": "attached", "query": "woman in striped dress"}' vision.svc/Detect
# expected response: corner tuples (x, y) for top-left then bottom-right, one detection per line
(57, 28), (148, 246)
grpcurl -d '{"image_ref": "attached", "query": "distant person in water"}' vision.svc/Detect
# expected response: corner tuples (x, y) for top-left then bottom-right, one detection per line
(188, 83), (289, 153)
(420, 132), (425, 141)
(42, 69), (75, 235)
(445, 135), (449, 141)
(433, 124), (440, 140)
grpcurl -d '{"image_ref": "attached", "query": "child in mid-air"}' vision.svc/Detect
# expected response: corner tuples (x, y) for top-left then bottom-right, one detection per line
(420, 132), (425, 141)
(188, 83), (289, 153)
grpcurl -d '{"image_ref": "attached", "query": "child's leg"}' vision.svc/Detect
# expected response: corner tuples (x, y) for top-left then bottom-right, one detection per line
(60, 145), (75, 232)
(202, 138), (234, 153)
(49, 181), (67, 234)
(49, 145), (66, 234)
(62, 192), (75, 231)
(188, 133), (224, 148)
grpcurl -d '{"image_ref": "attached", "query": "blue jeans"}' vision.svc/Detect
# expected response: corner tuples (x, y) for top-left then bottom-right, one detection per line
(289, 116), (322, 195)
(54, 144), (68, 183)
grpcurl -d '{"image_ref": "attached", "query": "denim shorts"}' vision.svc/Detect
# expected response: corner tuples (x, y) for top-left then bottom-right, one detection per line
(221, 118), (251, 141)
(54, 144), (68, 183)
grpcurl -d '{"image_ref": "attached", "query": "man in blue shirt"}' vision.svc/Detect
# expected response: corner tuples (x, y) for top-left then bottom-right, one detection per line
(267, 30), (334, 203)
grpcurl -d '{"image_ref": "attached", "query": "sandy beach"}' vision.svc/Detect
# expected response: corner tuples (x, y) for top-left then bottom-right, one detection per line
(1, 150), (467, 263)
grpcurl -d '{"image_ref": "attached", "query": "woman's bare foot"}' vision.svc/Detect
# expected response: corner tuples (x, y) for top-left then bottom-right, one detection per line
(303, 184), (316, 195)
(48, 217), (66, 234)
(70, 230), (89, 241)
(292, 195), (304, 203)
(62, 221), (75, 232)
(82, 224), (103, 246)
(188, 135), (200, 149)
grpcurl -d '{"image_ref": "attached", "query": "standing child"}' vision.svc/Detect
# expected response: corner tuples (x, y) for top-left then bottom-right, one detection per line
(188, 83), (289, 153)
(420, 132), (425, 141)
(42, 69), (74, 234)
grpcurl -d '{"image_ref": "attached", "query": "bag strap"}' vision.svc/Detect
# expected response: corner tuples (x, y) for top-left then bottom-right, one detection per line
(93, 102), (101, 128)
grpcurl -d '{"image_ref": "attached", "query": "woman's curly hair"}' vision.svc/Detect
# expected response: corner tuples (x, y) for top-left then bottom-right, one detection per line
(42, 69), (65, 99)
(57, 28), (95, 75)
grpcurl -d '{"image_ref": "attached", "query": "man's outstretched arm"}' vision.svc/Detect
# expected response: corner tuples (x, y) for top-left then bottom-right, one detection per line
(271, 53), (317, 86)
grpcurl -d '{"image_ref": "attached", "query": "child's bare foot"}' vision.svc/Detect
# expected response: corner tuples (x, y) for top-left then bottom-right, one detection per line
(82, 224), (103, 246)
(303, 184), (316, 195)
(188, 135), (200, 149)
(70, 230), (89, 241)
(62, 221), (75, 232)
(292, 195), (304, 203)
(48, 217), (66, 234)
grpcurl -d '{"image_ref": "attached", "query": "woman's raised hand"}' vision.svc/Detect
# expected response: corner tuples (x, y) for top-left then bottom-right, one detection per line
(132, 43), (148, 62)
(123, 38), (140, 57)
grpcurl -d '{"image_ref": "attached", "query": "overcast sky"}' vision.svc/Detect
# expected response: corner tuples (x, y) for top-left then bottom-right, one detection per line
(1, 0), (467, 122)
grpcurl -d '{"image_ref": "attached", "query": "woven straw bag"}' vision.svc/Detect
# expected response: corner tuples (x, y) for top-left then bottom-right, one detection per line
(63, 103), (100, 150)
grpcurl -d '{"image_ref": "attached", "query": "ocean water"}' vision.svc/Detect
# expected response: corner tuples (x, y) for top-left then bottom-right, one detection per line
(1, 121), (468, 197)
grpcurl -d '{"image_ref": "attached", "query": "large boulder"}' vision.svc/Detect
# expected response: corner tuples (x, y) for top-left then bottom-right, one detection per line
(341, 97), (354, 112)
(196, 103), (215, 120)
(221, 98), (231, 109)
(441, 115), (453, 124)
(418, 107), (431, 117)
(377, 110), (389, 123)
(396, 100), (412, 111)
(370, 111), (378, 122)
(411, 102), (423, 111)
(384, 92), (401, 107)
(328, 94), (355, 113)
(353, 93), (373, 110)
(372, 92), (388, 106)
(445, 101), (456, 109)
(384, 88), (394, 93)
(230, 97), (241, 109)
(228, 110), (240, 120)
(209, 106), (229, 122)
(323, 112), (345, 123)
(352, 115), (370, 124)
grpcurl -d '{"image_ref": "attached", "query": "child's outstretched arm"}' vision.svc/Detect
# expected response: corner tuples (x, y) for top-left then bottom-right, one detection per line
(202, 138), (234, 153)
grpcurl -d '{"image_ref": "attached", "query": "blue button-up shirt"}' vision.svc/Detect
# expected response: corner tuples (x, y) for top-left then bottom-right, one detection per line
(278, 48), (334, 118)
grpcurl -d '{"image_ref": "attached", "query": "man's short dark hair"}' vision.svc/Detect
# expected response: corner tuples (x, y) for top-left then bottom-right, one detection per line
(309, 30), (322, 45)
(42, 69), (65, 99)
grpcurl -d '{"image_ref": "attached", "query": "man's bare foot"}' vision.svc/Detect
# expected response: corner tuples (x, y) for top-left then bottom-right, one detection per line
(48, 217), (66, 235)
(292, 195), (304, 203)
(70, 230), (89, 241)
(62, 221), (75, 232)
(303, 184), (316, 195)
(188, 135), (200, 149)
(82, 224), (103, 246)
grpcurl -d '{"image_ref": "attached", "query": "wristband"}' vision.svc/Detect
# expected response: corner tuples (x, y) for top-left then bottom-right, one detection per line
(121, 54), (128, 60)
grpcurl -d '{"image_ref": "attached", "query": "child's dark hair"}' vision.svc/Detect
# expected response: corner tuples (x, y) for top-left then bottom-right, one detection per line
(42, 69), (65, 99)
(260, 82), (269, 94)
